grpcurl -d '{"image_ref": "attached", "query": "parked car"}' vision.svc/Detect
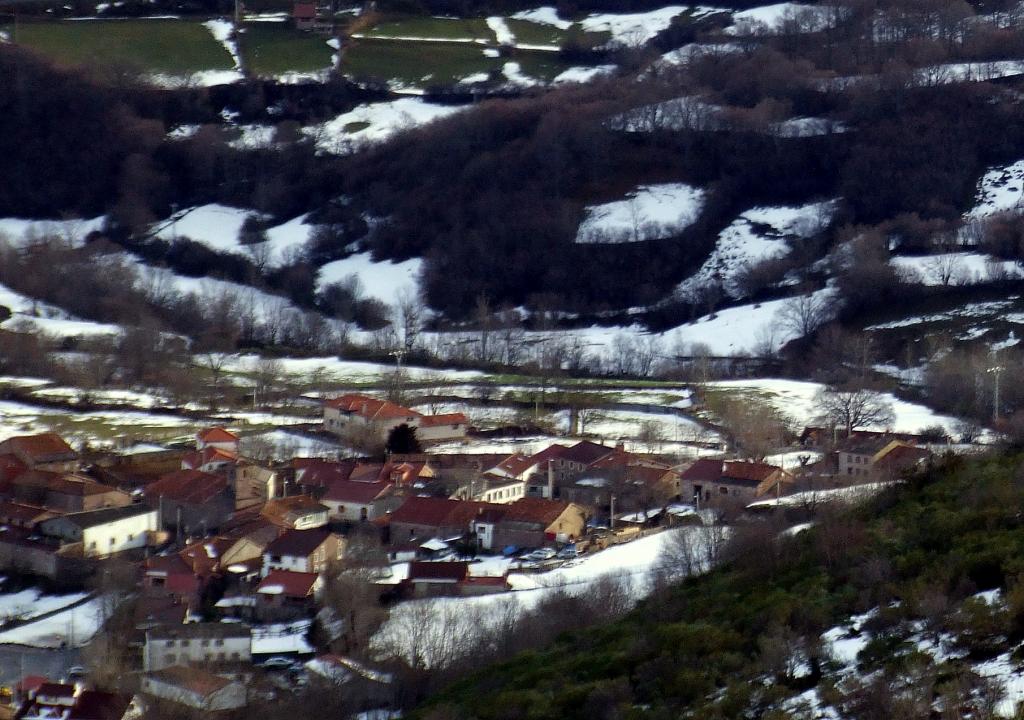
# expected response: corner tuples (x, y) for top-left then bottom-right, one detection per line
(556, 545), (579, 560)
(524, 548), (556, 561)
(261, 657), (296, 671)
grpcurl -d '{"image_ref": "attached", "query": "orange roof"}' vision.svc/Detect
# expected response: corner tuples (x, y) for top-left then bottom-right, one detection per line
(261, 495), (328, 526)
(418, 413), (468, 427)
(0, 433), (76, 463)
(197, 427), (239, 444)
(324, 394), (420, 421)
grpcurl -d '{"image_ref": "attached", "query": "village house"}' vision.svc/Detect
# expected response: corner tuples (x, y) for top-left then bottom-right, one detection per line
(0, 500), (55, 529)
(228, 462), (279, 510)
(472, 498), (587, 551)
(181, 445), (238, 474)
(262, 527), (343, 576)
(399, 561), (509, 598)
(140, 666), (247, 712)
(470, 474), (527, 504)
(143, 554), (202, 607)
(0, 526), (89, 583)
(196, 427), (240, 454)
(39, 504), (159, 558)
(836, 438), (931, 481)
(144, 623), (253, 671)
(0, 433), (78, 473)
(255, 569), (322, 621)
(679, 459), (795, 506)
(6, 470), (131, 511)
(322, 478), (395, 522)
(323, 393), (468, 444)
(261, 495), (329, 529)
(144, 469), (234, 537)
(381, 496), (485, 543)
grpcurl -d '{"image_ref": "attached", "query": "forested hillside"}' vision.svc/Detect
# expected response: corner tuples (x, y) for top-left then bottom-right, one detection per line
(419, 450), (1024, 718)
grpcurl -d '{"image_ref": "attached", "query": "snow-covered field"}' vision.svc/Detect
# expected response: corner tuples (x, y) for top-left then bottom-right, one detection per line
(310, 99), (468, 153)
(727, 2), (842, 34)
(575, 183), (706, 243)
(315, 253), (422, 307)
(372, 528), (684, 667)
(579, 5), (723, 46)
(0, 216), (105, 248)
(0, 587), (90, 625)
(890, 252), (1023, 285)
(706, 378), (970, 435)
(966, 159), (1024, 220)
(154, 204), (254, 254)
(0, 596), (106, 648)
(0, 281), (122, 339)
(677, 201), (835, 298)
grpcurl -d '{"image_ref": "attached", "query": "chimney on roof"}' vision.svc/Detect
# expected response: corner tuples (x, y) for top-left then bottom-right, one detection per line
(615, 442), (625, 452)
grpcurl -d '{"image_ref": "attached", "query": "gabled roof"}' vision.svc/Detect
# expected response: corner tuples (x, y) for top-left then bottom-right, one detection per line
(181, 445), (238, 470)
(146, 666), (234, 697)
(264, 527), (332, 557)
(561, 440), (613, 465)
(197, 427), (239, 444)
(49, 504), (156, 530)
(721, 461), (783, 484)
(261, 496), (329, 526)
(257, 569), (319, 597)
(324, 478), (392, 505)
(679, 458), (723, 483)
(145, 553), (194, 577)
(147, 622), (251, 641)
(386, 496), (486, 529)
(295, 459), (356, 488)
(180, 537), (232, 574)
(324, 394), (421, 421)
(494, 498), (571, 527)
(0, 453), (27, 482)
(0, 433), (76, 463)
(418, 413), (468, 427)
(145, 469), (228, 505)
(874, 442), (931, 470)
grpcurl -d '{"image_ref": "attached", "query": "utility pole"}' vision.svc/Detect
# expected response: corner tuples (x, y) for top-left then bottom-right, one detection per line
(988, 360), (1004, 423)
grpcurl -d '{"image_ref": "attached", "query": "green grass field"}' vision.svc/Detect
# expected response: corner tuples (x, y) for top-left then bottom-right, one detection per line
(239, 23), (334, 75)
(363, 15), (495, 41)
(342, 38), (500, 86)
(1, 19), (233, 75)
(513, 50), (574, 82)
(504, 18), (567, 46)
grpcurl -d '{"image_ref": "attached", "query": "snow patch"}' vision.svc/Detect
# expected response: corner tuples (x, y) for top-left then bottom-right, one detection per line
(576, 182), (706, 243)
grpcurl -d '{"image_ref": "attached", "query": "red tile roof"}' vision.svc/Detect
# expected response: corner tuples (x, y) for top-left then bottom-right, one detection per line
(261, 495), (328, 527)
(492, 498), (571, 526)
(561, 440), (613, 465)
(257, 569), (319, 597)
(324, 394), (420, 421)
(197, 427), (239, 444)
(147, 666), (234, 697)
(0, 433), (76, 464)
(721, 461), (781, 484)
(264, 527), (333, 557)
(387, 496), (486, 529)
(679, 458), (723, 483)
(295, 460), (356, 488)
(418, 413), (468, 427)
(0, 453), (27, 482)
(145, 469), (228, 505)
(324, 478), (392, 505)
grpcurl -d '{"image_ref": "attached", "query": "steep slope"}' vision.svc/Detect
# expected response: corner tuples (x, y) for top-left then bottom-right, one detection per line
(418, 451), (1024, 719)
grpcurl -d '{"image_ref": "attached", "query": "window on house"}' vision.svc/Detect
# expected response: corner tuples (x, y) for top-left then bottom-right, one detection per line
(201, 640), (210, 647)
(215, 639), (224, 647)
(165, 640), (175, 647)
(127, 534), (134, 541)
(720, 487), (729, 495)
(89, 541), (96, 549)
(847, 468), (853, 475)
(231, 652), (240, 660)
(152, 577), (165, 587)
(165, 654), (176, 664)
(181, 640), (190, 647)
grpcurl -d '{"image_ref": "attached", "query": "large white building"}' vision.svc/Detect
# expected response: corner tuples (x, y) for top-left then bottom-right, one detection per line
(143, 623), (252, 672)
(38, 505), (159, 558)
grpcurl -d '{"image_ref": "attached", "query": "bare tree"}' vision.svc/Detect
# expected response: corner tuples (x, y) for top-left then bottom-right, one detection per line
(395, 289), (424, 353)
(814, 385), (896, 435)
(777, 291), (832, 339)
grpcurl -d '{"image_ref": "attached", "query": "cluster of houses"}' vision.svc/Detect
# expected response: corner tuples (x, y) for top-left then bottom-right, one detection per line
(0, 388), (936, 718)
